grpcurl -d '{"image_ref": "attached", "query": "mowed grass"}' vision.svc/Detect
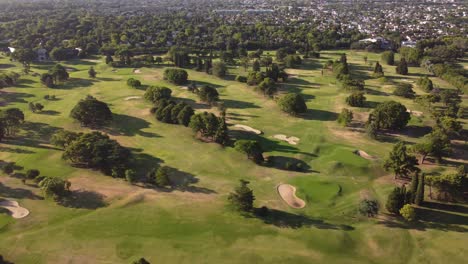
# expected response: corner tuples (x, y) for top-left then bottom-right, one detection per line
(0, 51), (467, 264)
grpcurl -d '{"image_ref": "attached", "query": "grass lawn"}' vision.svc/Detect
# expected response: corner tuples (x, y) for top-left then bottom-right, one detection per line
(0, 50), (467, 264)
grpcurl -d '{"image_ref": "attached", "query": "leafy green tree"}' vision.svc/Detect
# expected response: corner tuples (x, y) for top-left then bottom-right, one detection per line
(35, 103), (44, 112)
(426, 169), (466, 200)
(413, 129), (451, 163)
(0, 108), (25, 136)
(38, 176), (71, 200)
(25, 169), (40, 181)
(396, 58), (408, 75)
(369, 101), (410, 130)
(212, 61), (227, 78)
(51, 130), (82, 148)
(383, 142), (420, 179)
(198, 85), (219, 105)
(437, 116), (462, 138)
(125, 169), (137, 184)
(144, 86), (172, 103)
(346, 92), (366, 107)
(105, 54), (113, 65)
(416, 76), (433, 92)
(189, 112), (227, 144)
(40, 73), (55, 87)
(228, 179), (255, 213)
(415, 173), (425, 205)
(386, 187), (406, 214)
(155, 166), (170, 187)
(234, 140), (264, 164)
(88, 67), (97, 78)
(127, 78), (142, 88)
(252, 60), (261, 71)
(49, 64), (69, 84)
(11, 48), (36, 73)
(400, 204), (416, 222)
(439, 89), (461, 107)
(373, 62), (384, 77)
(70, 96), (113, 127)
(163, 68), (188, 85)
(277, 93), (307, 115)
(284, 55), (302, 68)
(177, 105), (195, 127)
(358, 199), (379, 217)
(337, 108), (353, 126)
(394, 83), (415, 98)
(256, 77), (277, 97)
(1, 162), (15, 175)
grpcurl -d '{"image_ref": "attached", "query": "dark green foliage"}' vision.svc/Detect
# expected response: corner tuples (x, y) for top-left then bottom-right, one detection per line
(25, 169), (40, 181)
(212, 61), (227, 78)
(337, 108), (353, 126)
(38, 176), (71, 200)
(144, 86), (172, 103)
(373, 62), (384, 77)
(234, 140), (264, 164)
(369, 101), (410, 130)
(415, 173), (425, 205)
(127, 78), (142, 88)
(235, 75), (247, 83)
(1, 162), (15, 175)
(163, 68), (188, 85)
(198, 85), (219, 105)
(70, 96), (113, 127)
(256, 77), (277, 97)
(88, 67), (97, 78)
(177, 105), (195, 127)
(40, 73), (55, 87)
(252, 60), (261, 71)
(49, 64), (69, 84)
(51, 130), (82, 148)
(277, 93), (307, 115)
(246, 71), (265, 86)
(105, 54), (113, 65)
(0, 72), (20, 88)
(346, 92), (366, 107)
(396, 58), (408, 75)
(0, 108), (25, 136)
(358, 199), (379, 217)
(416, 76), (433, 92)
(155, 166), (170, 187)
(133, 258), (151, 264)
(383, 142), (420, 178)
(381, 51), (395, 65)
(189, 112), (227, 145)
(426, 168), (466, 201)
(410, 174), (419, 203)
(385, 187), (406, 215)
(284, 55), (302, 68)
(394, 83), (415, 98)
(62, 131), (131, 176)
(228, 180), (255, 213)
(125, 169), (137, 183)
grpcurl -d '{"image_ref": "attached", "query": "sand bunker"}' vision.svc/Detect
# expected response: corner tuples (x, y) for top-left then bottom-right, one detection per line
(407, 109), (423, 117)
(133, 69), (142, 74)
(355, 150), (376, 160)
(234, 124), (262, 135)
(273, 134), (300, 145)
(0, 199), (29, 219)
(277, 184), (306, 209)
(124, 96), (142, 101)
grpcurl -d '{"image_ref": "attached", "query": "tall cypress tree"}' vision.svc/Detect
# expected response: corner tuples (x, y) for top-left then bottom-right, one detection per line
(415, 173), (425, 205)
(410, 173), (419, 203)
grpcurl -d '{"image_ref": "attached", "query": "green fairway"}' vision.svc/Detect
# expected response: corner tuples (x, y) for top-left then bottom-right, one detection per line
(0, 50), (467, 264)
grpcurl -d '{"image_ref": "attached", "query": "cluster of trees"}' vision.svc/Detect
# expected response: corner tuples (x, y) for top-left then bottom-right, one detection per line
(70, 95), (113, 127)
(146, 166), (171, 187)
(0, 72), (20, 88)
(416, 76), (433, 92)
(0, 108), (24, 142)
(40, 64), (69, 88)
(39, 176), (71, 201)
(189, 112), (228, 145)
(329, 54), (365, 91)
(277, 93), (308, 116)
(52, 130), (131, 177)
(244, 61), (288, 98)
(393, 83), (415, 98)
(385, 176), (423, 222)
(366, 101), (410, 136)
(28, 102), (44, 113)
(426, 166), (466, 201)
(234, 140), (264, 164)
(163, 68), (188, 85)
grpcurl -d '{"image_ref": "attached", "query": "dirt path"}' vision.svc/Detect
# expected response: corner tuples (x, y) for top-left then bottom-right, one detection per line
(277, 184), (306, 209)
(234, 124), (262, 135)
(0, 199), (29, 219)
(273, 134), (300, 145)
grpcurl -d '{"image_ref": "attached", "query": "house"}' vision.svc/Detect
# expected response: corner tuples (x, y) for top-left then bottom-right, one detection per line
(401, 40), (417, 48)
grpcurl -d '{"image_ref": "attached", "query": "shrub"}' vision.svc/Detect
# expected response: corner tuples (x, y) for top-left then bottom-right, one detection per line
(394, 83), (415, 98)
(234, 140), (264, 164)
(416, 76), (433, 92)
(198, 86), (219, 105)
(358, 199), (379, 217)
(212, 61), (227, 78)
(346, 92), (366, 107)
(163, 68), (188, 85)
(144, 86), (172, 103)
(278, 93), (307, 115)
(381, 51), (395, 65)
(127, 78), (142, 88)
(235, 75), (247, 83)
(337, 108), (353, 126)
(400, 204), (416, 221)
(70, 96), (113, 127)
(369, 101), (410, 130)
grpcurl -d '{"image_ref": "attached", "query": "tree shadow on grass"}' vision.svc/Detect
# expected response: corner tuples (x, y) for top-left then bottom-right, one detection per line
(192, 80), (223, 89)
(166, 167), (216, 194)
(253, 207), (354, 230)
(56, 78), (96, 89)
(301, 109), (338, 121)
(58, 190), (107, 209)
(0, 91), (35, 106)
(38, 110), (60, 116)
(265, 156), (314, 173)
(21, 121), (62, 143)
(0, 182), (43, 200)
(175, 97), (211, 110)
(110, 113), (160, 138)
(0, 146), (35, 154)
(222, 99), (260, 109)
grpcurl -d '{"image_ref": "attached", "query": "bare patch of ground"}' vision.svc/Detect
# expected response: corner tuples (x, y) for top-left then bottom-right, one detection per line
(133, 69), (142, 74)
(354, 150), (377, 160)
(124, 96), (142, 101)
(407, 109), (423, 117)
(0, 199), (29, 219)
(234, 124), (263, 135)
(273, 134), (300, 145)
(277, 184), (306, 209)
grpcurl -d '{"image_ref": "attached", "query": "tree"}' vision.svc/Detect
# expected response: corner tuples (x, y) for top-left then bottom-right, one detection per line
(277, 93), (307, 115)
(256, 77), (277, 97)
(127, 78), (142, 88)
(62, 132), (131, 176)
(383, 142), (420, 179)
(189, 112), (227, 144)
(40, 73), (55, 87)
(70, 96), (113, 127)
(0, 108), (25, 136)
(369, 101), (410, 130)
(393, 83), (415, 98)
(12, 48), (36, 73)
(396, 58), (408, 75)
(234, 140), (264, 164)
(1, 162), (15, 175)
(198, 85), (219, 105)
(155, 57), (163, 64)
(346, 92), (366, 107)
(105, 54), (113, 65)
(284, 55), (302, 68)
(133, 258), (151, 264)
(35, 103), (44, 112)
(373, 62), (384, 77)
(252, 60), (261, 71)
(25, 169), (40, 181)
(155, 166), (170, 187)
(212, 61), (227, 78)
(51, 130), (82, 148)
(358, 199), (379, 217)
(125, 169), (137, 184)
(228, 180), (255, 213)
(49, 64), (69, 84)
(144, 86), (172, 103)
(400, 204), (416, 222)
(426, 169), (466, 201)
(386, 187), (405, 214)
(337, 108), (353, 126)
(381, 51), (395, 65)
(437, 116), (462, 138)
(177, 105), (195, 127)
(163, 68), (188, 85)
(366, 121), (378, 139)
(414, 173), (425, 205)
(39, 176), (71, 200)
(88, 67), (97, 78)
(416, 76), (433, 92)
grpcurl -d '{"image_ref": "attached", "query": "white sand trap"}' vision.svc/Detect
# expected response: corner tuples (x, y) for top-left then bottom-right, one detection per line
(133, 69), (142, 74)
(124, 96), (142, 101)
(273, 134), (300, 145)
(179, 86), (189, 90)
(277, 184), (306, 209)
(0, 199), (29, 219)
(407, 109), (423, 117)
(234, 124), (262, 135)
(355, 150), (376, 160)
